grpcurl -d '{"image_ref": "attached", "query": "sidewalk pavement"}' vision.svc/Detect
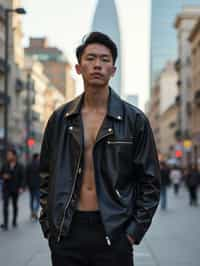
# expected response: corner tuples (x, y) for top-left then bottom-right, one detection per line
(0, 186), (199, 266)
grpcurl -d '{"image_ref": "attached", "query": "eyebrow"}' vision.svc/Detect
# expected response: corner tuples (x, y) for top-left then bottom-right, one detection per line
(86, 53), (111, 58)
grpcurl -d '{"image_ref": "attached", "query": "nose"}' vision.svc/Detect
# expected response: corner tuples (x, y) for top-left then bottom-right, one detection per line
(94, 58), (102, 69)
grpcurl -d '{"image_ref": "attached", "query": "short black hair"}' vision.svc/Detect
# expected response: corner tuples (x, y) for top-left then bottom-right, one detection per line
(76, 32), (118, 64)
(7, 148), (17, 157)
(33, 153), (39, 160)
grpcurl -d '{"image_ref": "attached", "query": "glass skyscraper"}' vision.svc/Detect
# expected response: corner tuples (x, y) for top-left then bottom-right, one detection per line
(151, 0), (200, 87)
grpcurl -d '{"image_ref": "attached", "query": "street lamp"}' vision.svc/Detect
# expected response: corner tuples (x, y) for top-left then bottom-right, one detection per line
(3, 7), (26, 161)
(26, 73), (35, 164)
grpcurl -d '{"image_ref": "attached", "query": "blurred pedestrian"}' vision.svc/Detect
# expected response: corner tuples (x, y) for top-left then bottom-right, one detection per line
(160, 161), (170, 210)
(170, 165), (182, 196)
(0, 148), (24, 231)
(185, 165), (199, 206)
(26, 153), (40, 220)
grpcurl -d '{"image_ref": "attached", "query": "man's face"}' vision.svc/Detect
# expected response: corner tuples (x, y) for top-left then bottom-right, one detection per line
(76, 43), (116, 87)
(6, 151), (15, 162)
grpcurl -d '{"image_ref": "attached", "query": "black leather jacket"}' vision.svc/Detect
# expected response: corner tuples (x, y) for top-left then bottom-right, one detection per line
(39, 89), (160, 245)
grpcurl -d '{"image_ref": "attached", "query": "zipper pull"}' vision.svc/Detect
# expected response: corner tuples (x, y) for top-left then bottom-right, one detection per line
(116, 189), (122, 198)
(57, 234), (61, 243)
(105, 236), (111, 246)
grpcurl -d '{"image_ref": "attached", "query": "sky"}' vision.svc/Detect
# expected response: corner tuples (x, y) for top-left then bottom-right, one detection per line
(21, 0), (150, 110)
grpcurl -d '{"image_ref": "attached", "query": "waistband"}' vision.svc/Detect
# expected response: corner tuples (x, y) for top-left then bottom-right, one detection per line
(73, 210), (102, 225)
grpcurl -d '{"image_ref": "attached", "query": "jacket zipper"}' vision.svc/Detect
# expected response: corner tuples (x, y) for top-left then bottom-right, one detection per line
(115, 189), (122, 198)
(57, 151), (82, 242)
(94, 131), (114, 246)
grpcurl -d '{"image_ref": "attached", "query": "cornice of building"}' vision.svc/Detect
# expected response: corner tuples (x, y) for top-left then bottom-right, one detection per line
(174, 6), (200, 28)
(188, 18), (200, 42)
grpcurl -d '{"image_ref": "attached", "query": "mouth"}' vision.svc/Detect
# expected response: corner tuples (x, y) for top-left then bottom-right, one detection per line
(91, 73), (103, 79)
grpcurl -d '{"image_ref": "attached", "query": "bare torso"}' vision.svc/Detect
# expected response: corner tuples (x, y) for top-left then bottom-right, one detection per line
(77, 108), (106, 211)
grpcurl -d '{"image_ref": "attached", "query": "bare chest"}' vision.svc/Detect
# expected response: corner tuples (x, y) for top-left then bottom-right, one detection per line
(82, 111), (106, 149)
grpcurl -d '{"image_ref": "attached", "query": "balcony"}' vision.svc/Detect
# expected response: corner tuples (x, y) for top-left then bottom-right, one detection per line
(0, 58), (5, 74)
(175, 95), (181, 105)
(177, 80), (181, 88)
(15, 78), (25, 93)
(175, 59), (181, 72)
(169, 121), (176, 129)
(0, 91), (11, 105)
(174, 129), (182, 141)
(32, 110), (40, 121)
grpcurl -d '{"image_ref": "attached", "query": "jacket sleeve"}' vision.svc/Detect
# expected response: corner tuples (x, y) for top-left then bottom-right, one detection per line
(126, 115), (161, 245)
(39, 112), (55, 239)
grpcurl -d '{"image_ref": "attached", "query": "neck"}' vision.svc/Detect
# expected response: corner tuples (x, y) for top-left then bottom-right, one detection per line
(83, 85), (109, 110)
(9, 160), (16, 165)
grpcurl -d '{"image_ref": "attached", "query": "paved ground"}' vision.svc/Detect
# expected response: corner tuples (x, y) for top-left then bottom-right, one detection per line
(0, 185), (199, 266)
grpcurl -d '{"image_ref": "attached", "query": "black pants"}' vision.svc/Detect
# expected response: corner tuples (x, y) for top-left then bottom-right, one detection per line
(188, 186), (198, 205)
(29, 188), (40, 214)
(49, 210), (134, 266)
(3, 191), (19, 228)
(174, 184), (180, 195)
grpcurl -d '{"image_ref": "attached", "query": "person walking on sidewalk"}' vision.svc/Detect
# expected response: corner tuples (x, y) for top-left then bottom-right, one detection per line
(39, 32), (160, 266)
(170, 165), (182, 196)
(26, 153), (40, 220)
(185, 165), (199, 206)
(0, 148), (24, 230)
(160, 161), (170, 210)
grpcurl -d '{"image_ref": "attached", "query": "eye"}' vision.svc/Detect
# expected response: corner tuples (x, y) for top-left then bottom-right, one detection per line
(101, 57), (110, 62)
(86, 56), (95, 61)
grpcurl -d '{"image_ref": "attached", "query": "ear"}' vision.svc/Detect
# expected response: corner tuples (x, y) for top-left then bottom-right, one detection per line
(111, 66), (117, 77)
(75, 64), (82, 75)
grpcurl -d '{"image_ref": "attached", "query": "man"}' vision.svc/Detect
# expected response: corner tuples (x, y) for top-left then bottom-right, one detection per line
(26, 153), (40, 220)
(160, 161), (170, 210)
(40, 32), (160, 266)
(185, 165), (199, 206)
(1, 148), (24, 230)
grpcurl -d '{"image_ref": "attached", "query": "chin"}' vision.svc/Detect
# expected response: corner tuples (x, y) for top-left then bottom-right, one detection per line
(89, 81), (106, 87)
(89, 79), (108, 87)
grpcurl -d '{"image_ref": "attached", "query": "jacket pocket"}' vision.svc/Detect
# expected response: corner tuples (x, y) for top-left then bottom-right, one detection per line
(107, 138), (134, 145)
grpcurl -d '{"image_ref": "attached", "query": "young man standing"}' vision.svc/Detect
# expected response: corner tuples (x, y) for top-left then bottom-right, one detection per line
(40, 32), (160, 266)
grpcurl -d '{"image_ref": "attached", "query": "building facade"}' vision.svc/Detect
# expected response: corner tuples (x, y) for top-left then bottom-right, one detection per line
(25, 37), (76, 101)
(0, 0), (27, 159)
(23, 56), (66, 155)
(151, 0), (200, 88)
(174, 6), (200, 165)
(148, 78), (161, 152)
(159, 61), (178, 158)
(189, 18), (200, 166)
(148, 61), (179, 159)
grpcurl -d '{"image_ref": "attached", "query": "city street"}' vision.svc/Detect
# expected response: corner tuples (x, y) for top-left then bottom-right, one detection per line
(0, 186), (200, 266)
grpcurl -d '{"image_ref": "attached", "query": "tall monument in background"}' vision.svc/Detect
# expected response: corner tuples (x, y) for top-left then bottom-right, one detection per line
(92, 0), (122, 95)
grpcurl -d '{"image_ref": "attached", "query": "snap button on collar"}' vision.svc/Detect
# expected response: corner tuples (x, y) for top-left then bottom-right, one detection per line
(65, 112), (69, 117)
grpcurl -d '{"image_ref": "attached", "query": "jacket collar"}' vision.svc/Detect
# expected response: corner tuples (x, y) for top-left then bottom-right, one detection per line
(64, 87), (124, 121)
